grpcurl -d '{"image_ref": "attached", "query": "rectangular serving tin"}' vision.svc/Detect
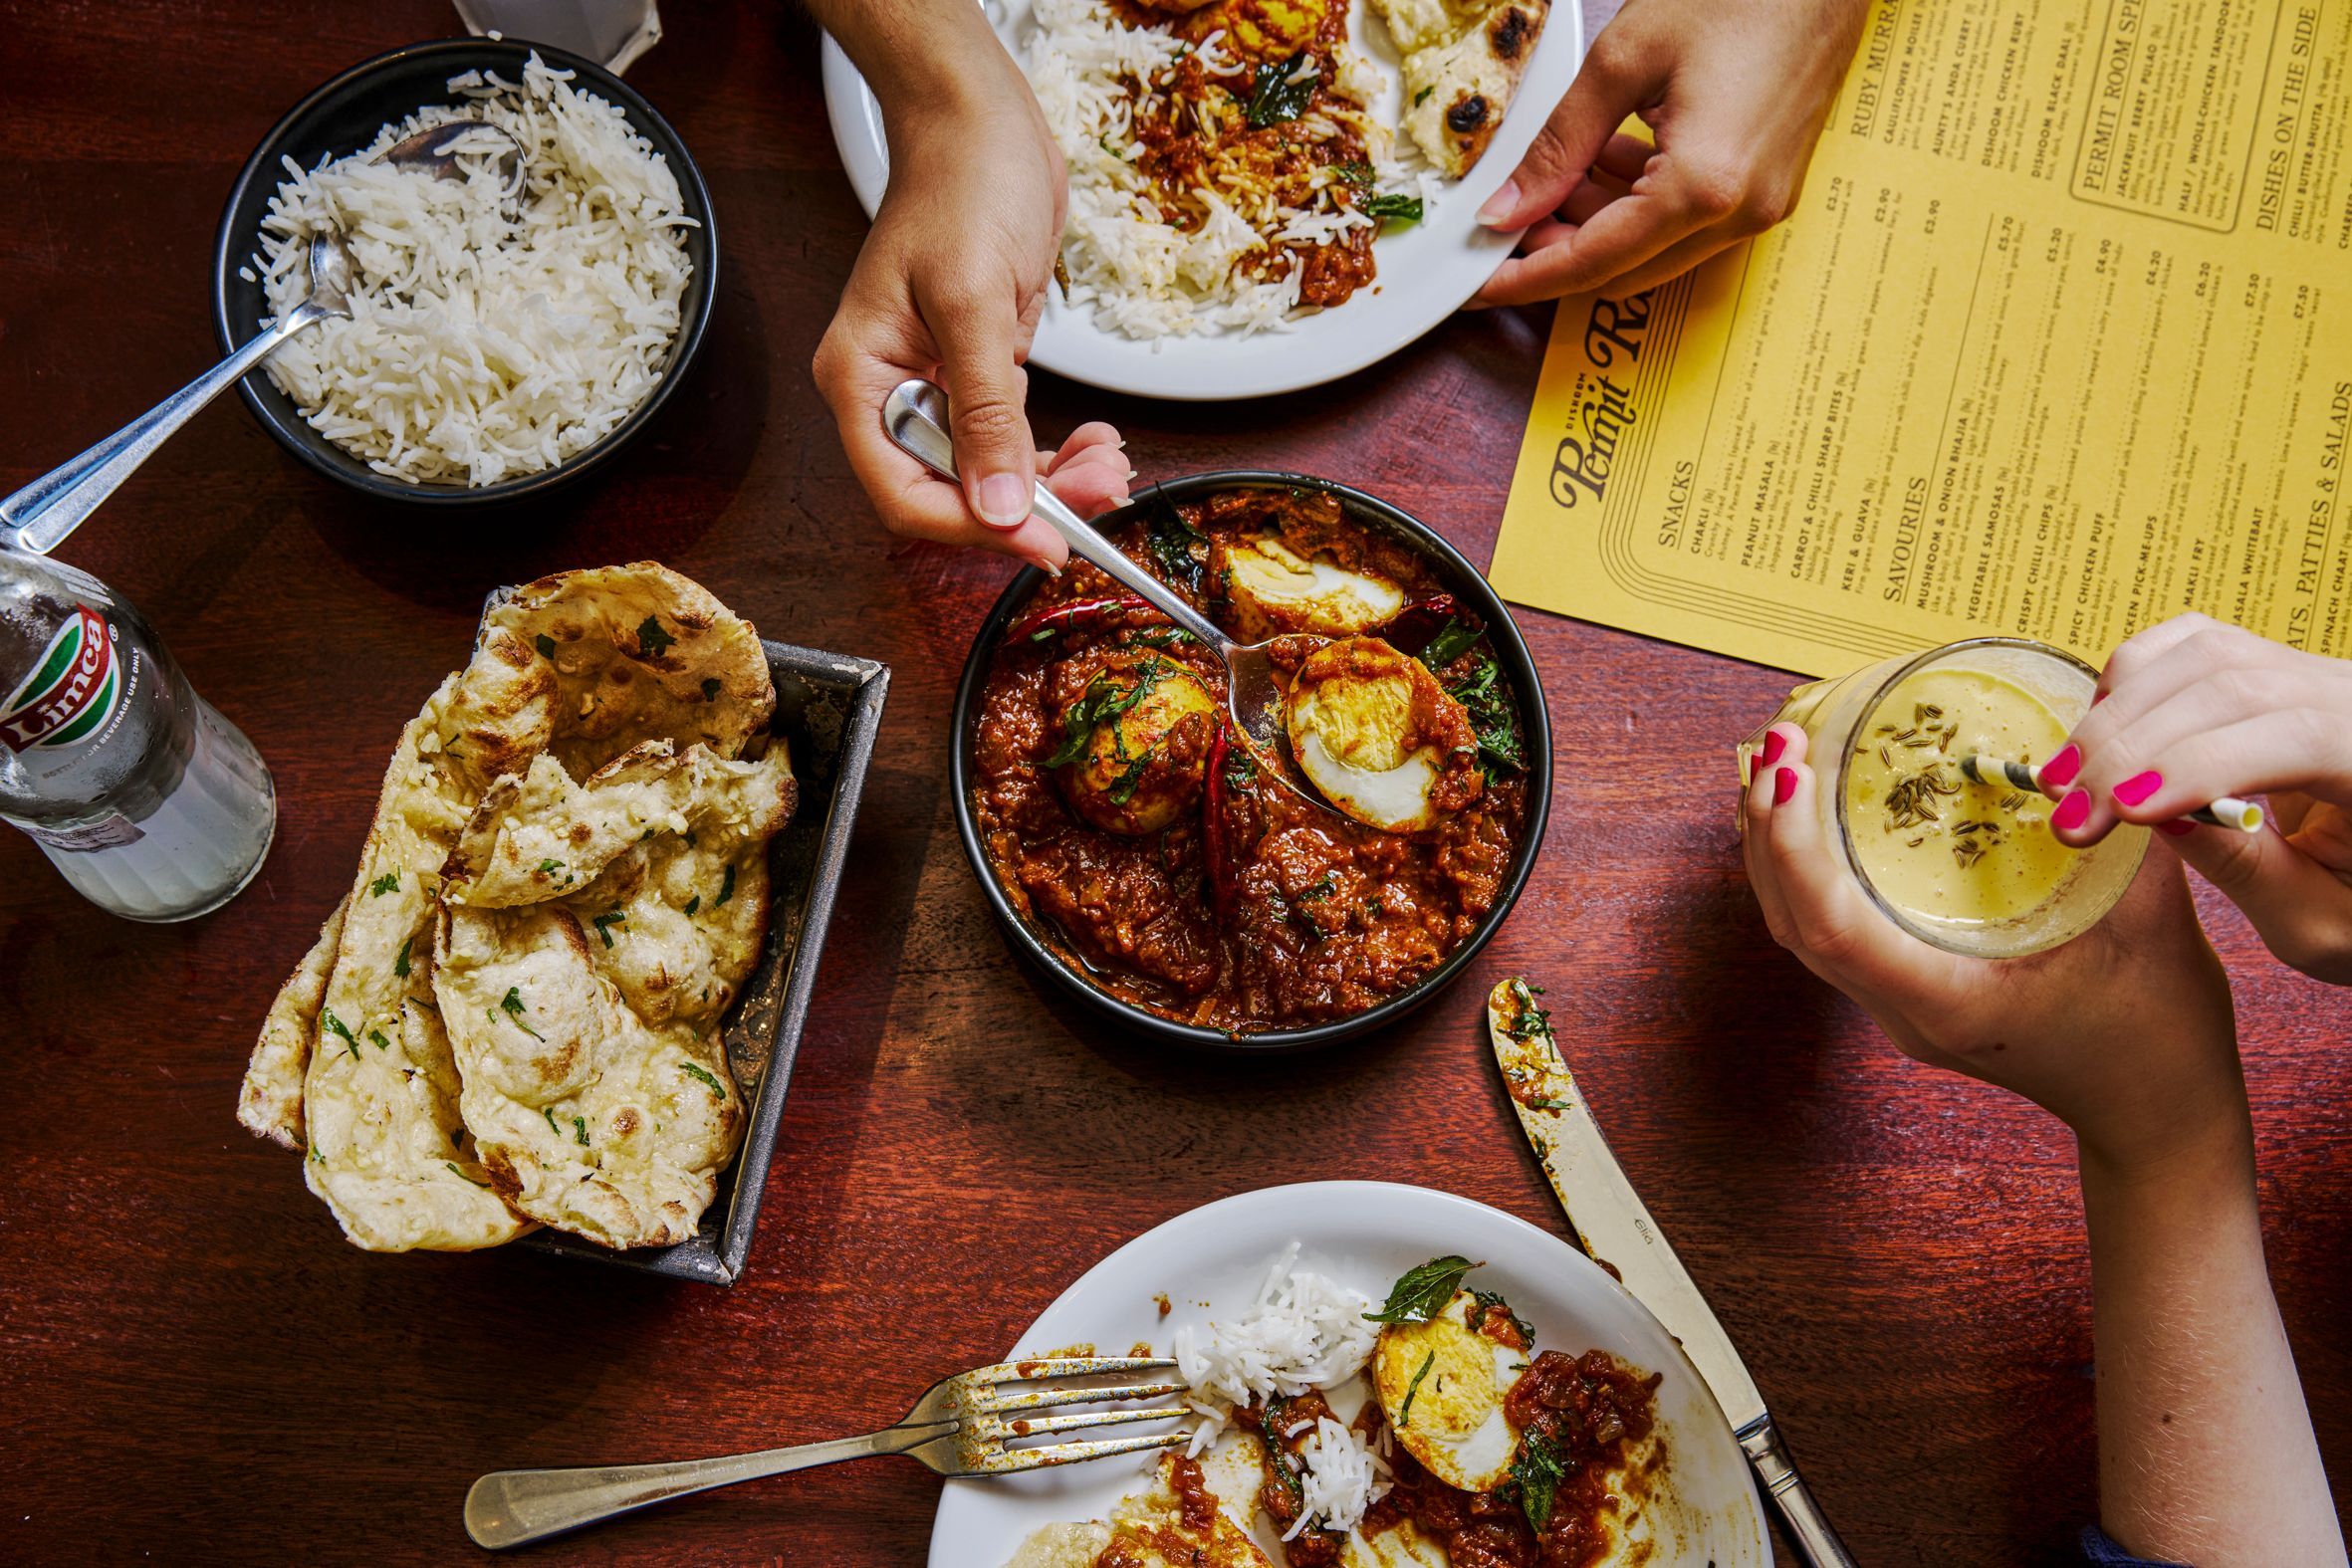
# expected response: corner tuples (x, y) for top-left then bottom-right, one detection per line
(517, 638), (889, 1283)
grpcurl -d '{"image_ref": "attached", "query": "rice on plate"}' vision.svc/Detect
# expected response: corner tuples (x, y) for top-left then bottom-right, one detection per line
(246, 52), (696, 486)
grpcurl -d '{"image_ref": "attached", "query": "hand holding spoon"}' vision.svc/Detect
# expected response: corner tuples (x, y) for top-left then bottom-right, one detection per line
(882, 378), (1328, 804)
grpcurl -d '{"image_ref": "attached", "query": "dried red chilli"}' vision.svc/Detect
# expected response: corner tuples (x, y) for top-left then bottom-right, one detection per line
(1376, 592), (1462, 660)
(1006, 593), (1155, 645)
(1201, 723), (1243, 919)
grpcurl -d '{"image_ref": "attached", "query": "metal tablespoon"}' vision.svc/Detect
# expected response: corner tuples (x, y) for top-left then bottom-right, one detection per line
(882, 377), (1341, 815)
(0, 232), (355, 555)
(0, 119), (530, 555)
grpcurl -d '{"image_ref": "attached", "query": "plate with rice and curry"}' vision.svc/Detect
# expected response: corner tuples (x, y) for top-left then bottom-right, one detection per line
(822, 0), (1583, 398)
(932, 1182), (1769, 1568)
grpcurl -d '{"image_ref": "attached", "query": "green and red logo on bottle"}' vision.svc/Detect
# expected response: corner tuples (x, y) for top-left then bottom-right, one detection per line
(0, 607), (125, 754)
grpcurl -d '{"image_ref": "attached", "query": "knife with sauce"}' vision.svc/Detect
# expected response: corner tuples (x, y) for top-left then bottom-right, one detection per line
(1486, 978), (1857, 1568)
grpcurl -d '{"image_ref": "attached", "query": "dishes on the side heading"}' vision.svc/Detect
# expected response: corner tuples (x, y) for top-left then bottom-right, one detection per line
(237, 563), (794, 1252)
(965, 482), (1534, 1034)
(246, 53), (697, 486)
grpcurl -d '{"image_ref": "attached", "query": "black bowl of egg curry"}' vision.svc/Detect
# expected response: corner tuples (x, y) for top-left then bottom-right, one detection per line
(952, 473), (1552, 1051)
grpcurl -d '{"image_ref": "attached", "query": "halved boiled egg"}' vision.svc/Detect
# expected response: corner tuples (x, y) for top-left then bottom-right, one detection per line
(1371, 1286), (1530, 1492)
(1286, 638), (1482, 833)
(1219, 534), (1406, 642)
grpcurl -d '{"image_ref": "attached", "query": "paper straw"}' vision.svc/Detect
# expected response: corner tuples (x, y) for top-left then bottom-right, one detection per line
(1961, 754), (2262, 833)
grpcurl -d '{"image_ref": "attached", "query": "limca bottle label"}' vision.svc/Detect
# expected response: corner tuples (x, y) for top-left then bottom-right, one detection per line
(0, 606), (123, 753)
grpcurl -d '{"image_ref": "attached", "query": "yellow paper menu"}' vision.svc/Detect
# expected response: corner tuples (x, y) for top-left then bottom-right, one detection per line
(1492, 0), (2352, 678)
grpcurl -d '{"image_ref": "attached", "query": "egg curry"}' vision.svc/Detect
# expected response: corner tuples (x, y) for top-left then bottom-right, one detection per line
(968, 484), (1530, 1033)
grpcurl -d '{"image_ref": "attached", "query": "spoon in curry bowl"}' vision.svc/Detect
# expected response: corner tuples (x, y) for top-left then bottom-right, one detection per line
(0, 121), (529, 556)
(883, 377), (1346, 819)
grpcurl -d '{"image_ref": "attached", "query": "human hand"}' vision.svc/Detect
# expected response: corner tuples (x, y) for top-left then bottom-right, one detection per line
(1470, 0), (1867, 306)
(1741, 722), (2245, 1178)
(813, 59), (1129, 570)
(2042, 613), (2352, 985)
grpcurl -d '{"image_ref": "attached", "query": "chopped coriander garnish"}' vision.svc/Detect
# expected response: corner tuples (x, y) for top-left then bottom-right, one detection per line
(679, 1061), (727, 1101)
(322, 1008), (357, 1058)
(1297, 871), (1338, 901)
(636, 615), (675, 658)
(1365, 1255), (1477, 1324)
(1262, 1401), (1304, 1504)
(500, 987), (544, 1040)
(714, 864), (736, 907)
(1144, 495), (1207, 592)
(1414, 84), (1434, 107)
(1448, 655), (1526, 777)
(444, 1161), (491, 1189)
(1397, 1350), (1437, 1428)
(1107, 752), (1152, 804)
(1047, 658), (1170, 769)
(537, 858), (563, 876)
(701, 678), (722, 702)
(449, 1126), (464, 1148)
(1471, 1287), (1536, 1347)
(393, 936), (412, 980)
(682, 894), (700, 917)
(1361, 191), (1425, 225)
(1422, 616), (1483, 668)
(367, 871), (399, 897)
(1243, 52), (1317, 128)
(591, 908), (627, 948)
(1327, 159), (1375, 187)
(572, 1115), (589, 1147)
(367, 1029), (391, 1052)
(1511, 1433), (1567, 1529)
(534, 633), (557, 659)
(544, 1107), (563, 1137)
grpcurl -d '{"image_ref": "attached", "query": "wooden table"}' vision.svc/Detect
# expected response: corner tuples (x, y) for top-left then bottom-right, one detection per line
(1, 5), (2345, 1564)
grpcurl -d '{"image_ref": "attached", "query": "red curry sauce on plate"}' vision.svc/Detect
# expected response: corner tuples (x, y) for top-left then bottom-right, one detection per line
(968, 485), (1530, 1033)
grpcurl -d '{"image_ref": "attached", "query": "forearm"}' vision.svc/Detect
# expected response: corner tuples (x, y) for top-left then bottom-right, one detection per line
(2080, 1127), (2343, 1566)
(803, 0), (1024, 115)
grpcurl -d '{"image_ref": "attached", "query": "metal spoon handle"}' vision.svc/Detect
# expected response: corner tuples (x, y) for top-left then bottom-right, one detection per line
(881, 378), (1228, 649)
(0, 302), (329, 556)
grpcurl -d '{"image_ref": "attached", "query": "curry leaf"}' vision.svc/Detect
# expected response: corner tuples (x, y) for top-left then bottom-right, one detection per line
(1364, 1255), (1477, 1324)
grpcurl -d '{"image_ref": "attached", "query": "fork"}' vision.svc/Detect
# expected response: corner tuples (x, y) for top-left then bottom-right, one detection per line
(463, 1355), (1189, 1549)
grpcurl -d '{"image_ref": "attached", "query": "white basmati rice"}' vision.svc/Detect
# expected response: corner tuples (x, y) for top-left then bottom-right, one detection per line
(252, 52), (695, 486)
(1174, 1243), (1391, 1543)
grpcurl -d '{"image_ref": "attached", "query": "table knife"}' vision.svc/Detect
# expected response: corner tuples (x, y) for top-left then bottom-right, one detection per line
(1486, 980), (1856, 1568)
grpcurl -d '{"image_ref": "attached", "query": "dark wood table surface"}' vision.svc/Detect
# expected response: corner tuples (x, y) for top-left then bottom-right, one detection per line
(1, 5), (2345, 1564)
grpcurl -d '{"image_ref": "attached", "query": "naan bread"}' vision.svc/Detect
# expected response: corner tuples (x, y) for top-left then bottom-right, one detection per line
(486, 561), (771, 782)
(293, 635), (557, 1252)
(241, 560), (782, 1254)
(1397, 0), (1550, 176)
(433, 742), (792, 1247)
(238, 896), (349, 1150)
(1368, 0), (1487, 54)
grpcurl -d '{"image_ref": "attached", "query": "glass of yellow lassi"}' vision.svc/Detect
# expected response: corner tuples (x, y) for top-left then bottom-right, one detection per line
(1740, 638), (2149, 959)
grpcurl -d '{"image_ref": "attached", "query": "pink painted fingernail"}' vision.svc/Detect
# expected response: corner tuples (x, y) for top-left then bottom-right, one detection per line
(2112, 771), (2163, 807)
(2041, 744), (2083, 788)
(2158, 819), (2196, 837)
(1477, 179), (1521, 227)
(1759, 730), (1788, 769)
(2052, 788), (2090, 832)
(1772, 767), (1798, 805)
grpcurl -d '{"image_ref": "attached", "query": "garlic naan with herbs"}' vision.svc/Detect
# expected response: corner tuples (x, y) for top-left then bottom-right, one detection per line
(238, 561), (789, 1253)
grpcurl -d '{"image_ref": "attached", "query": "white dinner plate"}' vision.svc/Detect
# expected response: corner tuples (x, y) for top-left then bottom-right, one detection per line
(821, 2), (1587, 401)
(927, 1180), (1768, 1566)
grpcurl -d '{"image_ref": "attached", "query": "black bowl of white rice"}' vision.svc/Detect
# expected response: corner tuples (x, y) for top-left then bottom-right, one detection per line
(211, 39), (716, 504)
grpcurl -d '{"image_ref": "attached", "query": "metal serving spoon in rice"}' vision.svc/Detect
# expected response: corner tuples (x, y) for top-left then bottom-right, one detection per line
(0, 122), (526, 554)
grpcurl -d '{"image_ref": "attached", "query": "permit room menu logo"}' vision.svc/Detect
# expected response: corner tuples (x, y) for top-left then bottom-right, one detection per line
(1546, 291), (1654, 512)
(0, 606), (124, 752)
